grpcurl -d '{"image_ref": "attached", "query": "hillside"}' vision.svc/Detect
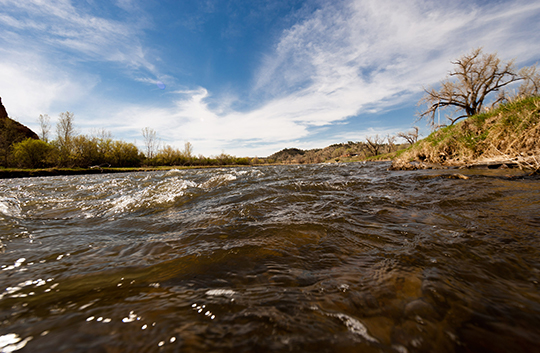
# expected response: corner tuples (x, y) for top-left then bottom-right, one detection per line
(268, 140), (408, 164)
(391, 96), (540, 172)
(267, 148), (306, 162)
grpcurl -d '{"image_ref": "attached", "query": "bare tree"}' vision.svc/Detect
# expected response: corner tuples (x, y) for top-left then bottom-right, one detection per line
(518, 65), (540, 98)
(365, 135), (384, 156)
(386, 134), (397, 152)
(38, 114), (51, 142)
(183, 141), (193, 159)
(142, 127), (159, 159)
(397, 126), (419, 145)
(56, 111), (77, 160)
(418, 48), (522, 128)
(92, 128), (113, 140)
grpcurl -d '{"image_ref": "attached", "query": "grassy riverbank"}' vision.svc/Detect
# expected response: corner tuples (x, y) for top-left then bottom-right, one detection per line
(0, 165), (262, 179)
(391, 96), (540, 172)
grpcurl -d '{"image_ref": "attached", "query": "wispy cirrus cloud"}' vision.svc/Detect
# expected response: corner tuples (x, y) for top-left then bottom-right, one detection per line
(255, 0), (540, 113)
(126, 0), (539, 156)
(0, 0), (153, 71)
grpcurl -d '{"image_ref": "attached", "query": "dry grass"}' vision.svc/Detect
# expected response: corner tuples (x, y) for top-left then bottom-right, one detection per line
(392, 96), (540, 173)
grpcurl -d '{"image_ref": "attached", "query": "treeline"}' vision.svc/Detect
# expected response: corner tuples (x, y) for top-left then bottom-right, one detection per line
(0, 111), (265, 169)
(0, 112), (141, 169)
(145, 145), (262, 167)
(1, 106), (420, 169)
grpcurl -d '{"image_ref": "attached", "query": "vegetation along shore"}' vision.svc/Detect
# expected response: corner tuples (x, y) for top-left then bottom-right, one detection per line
(391, 48), (540, 174)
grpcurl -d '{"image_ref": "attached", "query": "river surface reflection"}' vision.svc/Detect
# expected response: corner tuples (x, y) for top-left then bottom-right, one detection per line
(0, 162), (539, 352)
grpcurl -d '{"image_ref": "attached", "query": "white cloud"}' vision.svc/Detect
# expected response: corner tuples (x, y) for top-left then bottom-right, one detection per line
(0, 48), (97, 125)
(114, 0), (139, 12)
(255, 0), (540, 109)
(105, 88), (310, 156)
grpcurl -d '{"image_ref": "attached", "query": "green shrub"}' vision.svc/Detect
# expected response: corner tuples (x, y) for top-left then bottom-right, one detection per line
(12, 138), (55, 168)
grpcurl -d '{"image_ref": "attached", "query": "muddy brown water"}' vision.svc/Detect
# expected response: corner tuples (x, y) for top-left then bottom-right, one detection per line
(0, 162), (539, 352)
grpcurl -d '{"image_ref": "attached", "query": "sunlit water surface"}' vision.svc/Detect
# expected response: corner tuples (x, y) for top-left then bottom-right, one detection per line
(0, 162), (539, 352)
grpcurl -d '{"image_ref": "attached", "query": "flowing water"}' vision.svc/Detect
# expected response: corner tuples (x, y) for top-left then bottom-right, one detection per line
(0, 162), (539, 353)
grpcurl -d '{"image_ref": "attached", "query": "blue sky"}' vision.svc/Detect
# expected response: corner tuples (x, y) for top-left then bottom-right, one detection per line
(1, 0), (540, 157)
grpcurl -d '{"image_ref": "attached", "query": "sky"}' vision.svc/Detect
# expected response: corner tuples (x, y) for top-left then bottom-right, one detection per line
(1, 0), (540, 157)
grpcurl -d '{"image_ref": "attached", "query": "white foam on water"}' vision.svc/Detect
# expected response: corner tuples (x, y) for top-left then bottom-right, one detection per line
(332, 313), (378, 343)
(0, 197), (21, 218)
(200, 174), (237, 189)
(0, 333), (32, 352)
(107, 178), (198, 215)
(164, 169), (182, 176)
(205, 289), (236, 297)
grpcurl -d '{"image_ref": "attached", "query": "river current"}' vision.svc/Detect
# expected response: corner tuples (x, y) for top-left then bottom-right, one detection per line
(0, 162), (539, 352)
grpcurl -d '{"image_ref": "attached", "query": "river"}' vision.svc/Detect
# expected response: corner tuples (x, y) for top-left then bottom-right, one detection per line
(0, 162), (539, 352)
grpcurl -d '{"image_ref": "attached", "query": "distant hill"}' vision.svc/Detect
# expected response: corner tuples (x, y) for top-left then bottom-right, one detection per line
(267, 140), (405, 164)
(267, 148), (306, 161)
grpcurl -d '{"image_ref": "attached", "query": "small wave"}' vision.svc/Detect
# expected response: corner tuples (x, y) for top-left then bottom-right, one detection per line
(247, 169), (265, 178)
(107, 178), (198, 215)
(0, 197), (21, 218)
(308, 305), (379, 343)
(332, 313), (378, 343)
(200, 174), (237, 189)
(164, 169), (183, 176)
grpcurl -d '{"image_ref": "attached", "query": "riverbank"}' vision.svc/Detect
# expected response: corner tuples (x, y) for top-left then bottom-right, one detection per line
(0, 165), (267, 179)
(390, 96), (540, 173)
(0, 167), (151, 179)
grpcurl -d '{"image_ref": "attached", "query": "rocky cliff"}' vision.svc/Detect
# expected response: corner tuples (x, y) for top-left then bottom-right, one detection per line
(0, 97), (40, 142)
(0, 97), (8, 120)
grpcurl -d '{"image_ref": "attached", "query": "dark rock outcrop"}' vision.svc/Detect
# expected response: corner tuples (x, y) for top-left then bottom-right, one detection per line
(0, 97), (40, 141)
(0, 97), (8, 120)
(0, 97), (40, 165)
